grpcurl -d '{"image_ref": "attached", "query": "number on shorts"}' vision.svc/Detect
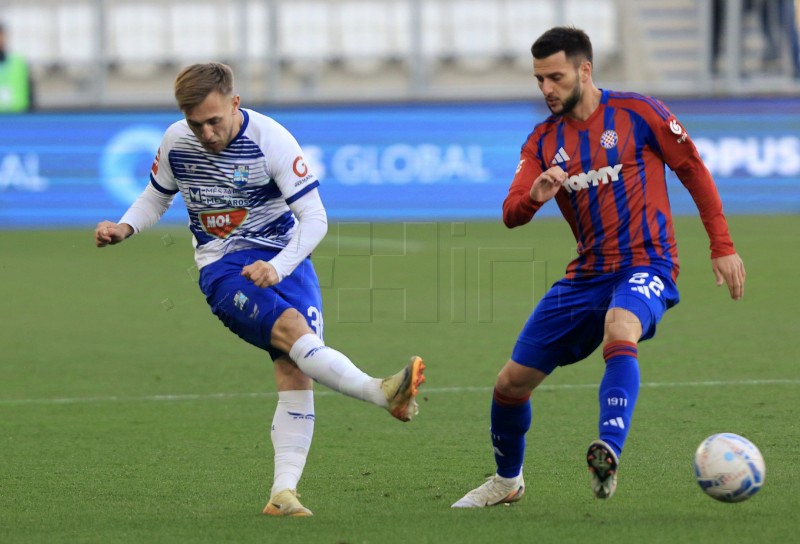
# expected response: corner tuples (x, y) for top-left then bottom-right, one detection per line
(307, 306), (324, 338)
(628, 272), (665, 298)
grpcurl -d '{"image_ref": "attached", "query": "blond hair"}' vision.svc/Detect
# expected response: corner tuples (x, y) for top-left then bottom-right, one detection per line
(174, 62), (234, 113)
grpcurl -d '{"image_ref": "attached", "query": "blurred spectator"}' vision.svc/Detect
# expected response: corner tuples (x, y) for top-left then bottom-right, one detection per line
(761, 0), (800, 76)
(712, 0), (800, 77)
(0, 21), (34, 112)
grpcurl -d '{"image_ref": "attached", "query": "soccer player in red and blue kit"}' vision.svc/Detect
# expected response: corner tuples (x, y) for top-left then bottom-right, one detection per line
(453, 27), (746, 507)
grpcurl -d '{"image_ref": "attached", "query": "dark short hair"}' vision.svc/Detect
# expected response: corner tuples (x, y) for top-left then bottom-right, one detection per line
(531, 26), (593, 64)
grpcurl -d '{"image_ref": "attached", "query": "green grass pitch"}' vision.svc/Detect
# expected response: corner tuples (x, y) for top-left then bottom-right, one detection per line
(0, 215), (798, 543)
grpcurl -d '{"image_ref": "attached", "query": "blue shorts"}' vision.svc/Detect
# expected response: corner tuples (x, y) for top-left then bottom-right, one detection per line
(511, 266), (679, 374)
(199, 248), (324, 361)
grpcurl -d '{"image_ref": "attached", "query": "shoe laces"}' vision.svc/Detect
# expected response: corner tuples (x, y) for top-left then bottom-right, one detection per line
(474, 475), (515, 499)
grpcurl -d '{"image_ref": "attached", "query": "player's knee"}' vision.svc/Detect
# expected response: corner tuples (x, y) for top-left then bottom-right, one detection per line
(495, 360), (546, 398)
(603, 308), (642, 343)
(270, 308), (315, 353)
(495, 377), (531, 399)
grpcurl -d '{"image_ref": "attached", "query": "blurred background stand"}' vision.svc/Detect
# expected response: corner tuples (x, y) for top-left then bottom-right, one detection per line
(1, 0), (799, 111)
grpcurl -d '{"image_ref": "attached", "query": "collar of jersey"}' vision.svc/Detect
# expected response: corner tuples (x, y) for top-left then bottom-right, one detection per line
(230, 109), (249, 146)
(562, 89), (608, 130)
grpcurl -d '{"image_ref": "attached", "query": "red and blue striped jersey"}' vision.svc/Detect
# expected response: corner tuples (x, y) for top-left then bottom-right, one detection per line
(503, 89), (735, 281)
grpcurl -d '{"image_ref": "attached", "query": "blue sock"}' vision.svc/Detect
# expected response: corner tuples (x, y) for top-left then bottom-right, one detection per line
(598, 341), (640, 457)
(490, 388), (531, 478)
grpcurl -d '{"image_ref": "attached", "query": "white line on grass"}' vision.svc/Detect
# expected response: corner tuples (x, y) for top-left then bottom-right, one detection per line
(0, 379), (797, 407)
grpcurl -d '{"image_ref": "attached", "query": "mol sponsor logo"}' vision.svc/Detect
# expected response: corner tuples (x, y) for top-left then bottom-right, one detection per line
(198, 208), (248, 238)
(562, 164), (623, 193)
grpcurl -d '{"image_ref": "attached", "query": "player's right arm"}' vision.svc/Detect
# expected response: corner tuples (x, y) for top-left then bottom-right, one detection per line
(94, 184), (176, 248)
(529, 166), (567, 202)
(502, 142), (566, 228)
(94, 221), (133, 247)
(94, 135), (179, 248)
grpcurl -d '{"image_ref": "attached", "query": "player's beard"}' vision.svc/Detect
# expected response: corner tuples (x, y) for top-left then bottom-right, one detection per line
(549, 82), (581, 116)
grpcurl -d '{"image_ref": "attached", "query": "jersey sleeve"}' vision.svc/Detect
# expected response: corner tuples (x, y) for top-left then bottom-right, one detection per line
(118, 129), (180, 233)
(118, 183), (175, 233)
(149, 132), (180, 195)
(647, 103), (736, 258)
(268, 188), (328, 281)
(502, 136), (546, 228)
(264, 121), (320, 205)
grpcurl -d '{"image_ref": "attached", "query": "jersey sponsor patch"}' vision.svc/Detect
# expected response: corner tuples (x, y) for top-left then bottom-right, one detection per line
(563, 164), (623, 193)
(669, 118), (689, 144)
(199, 208), (249, 238)
(293, 156), (308, 177)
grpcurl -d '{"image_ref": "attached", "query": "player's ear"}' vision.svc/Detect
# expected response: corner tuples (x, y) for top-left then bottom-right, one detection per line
(580, 59), (592, 81)
(231, 94), (241, 111)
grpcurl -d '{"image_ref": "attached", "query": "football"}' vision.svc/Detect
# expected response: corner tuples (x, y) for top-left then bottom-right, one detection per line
(693, 433), (766, 502)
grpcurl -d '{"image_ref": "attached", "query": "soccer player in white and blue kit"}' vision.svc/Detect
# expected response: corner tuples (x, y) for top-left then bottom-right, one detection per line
(94, 63), (426, 517)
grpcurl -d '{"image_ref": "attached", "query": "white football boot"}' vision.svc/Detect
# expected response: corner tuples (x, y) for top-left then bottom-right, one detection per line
(451, 474), (525, 508)
(262, 489), (313, 517)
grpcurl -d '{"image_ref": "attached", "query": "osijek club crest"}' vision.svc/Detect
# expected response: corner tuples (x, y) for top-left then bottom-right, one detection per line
(232, 165), (249, 187)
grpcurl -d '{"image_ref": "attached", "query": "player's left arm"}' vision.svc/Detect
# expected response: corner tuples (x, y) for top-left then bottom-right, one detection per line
(241, 121), (325, 288)
(711, 253), (745, 300)
(652, 109), (745, 300)
(241, 189), (328, 288)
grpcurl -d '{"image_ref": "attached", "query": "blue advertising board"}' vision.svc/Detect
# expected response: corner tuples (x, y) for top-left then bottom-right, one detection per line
(1, 98), (798, 228)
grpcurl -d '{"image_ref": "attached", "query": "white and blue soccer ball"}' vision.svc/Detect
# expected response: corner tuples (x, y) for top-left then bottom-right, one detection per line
(694, 433), (765, 503)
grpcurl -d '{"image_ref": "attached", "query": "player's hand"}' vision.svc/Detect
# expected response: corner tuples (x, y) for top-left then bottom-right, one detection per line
(711, 253), (745, 300)
(241, 260), (279, 288)
(95, 221), (133, 247)
(530, 166), (567, 203)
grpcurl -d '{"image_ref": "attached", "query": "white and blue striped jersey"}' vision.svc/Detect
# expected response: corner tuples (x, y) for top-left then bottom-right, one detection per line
(149, 108), (319, 269)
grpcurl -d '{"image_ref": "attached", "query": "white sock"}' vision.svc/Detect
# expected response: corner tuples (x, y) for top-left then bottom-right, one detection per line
(289, 334), (387, 407)
(271, 390), (315, 497)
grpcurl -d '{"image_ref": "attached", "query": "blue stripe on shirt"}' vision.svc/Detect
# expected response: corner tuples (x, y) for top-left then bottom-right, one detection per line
(560, 123), (586, 275)
(609, 91), (671, 120)
(285, 181), (320, 205)
(656, 210), (675, 272)
(150, 174), (179, 195)
(583, 128), (605, 273)
(632, 115), (660, 264)
(606, 107), (632, 269)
